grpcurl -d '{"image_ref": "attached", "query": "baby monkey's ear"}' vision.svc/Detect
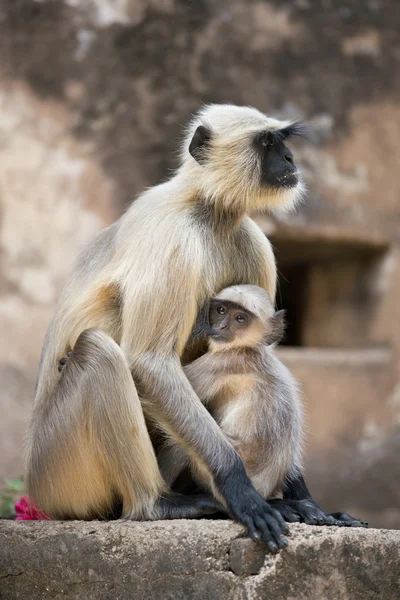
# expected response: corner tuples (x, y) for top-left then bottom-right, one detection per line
(265, 309), (286, 346)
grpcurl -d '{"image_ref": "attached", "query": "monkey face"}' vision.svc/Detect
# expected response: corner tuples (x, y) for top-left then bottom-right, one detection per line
(254, 130), (299, 190)
(209, 300), (255, 345)
(183, 104), (306, 214)
(208, 285), (286, 349)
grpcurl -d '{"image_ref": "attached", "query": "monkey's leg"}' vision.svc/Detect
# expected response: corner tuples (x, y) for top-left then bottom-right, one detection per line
(269, 472), (368, 528)
(27, 329), (167, 520)
(155, 443), (227, 518)
(157, 443), (189, 488)
(155, 492), (224, 519)
(29, 330), (225, 521)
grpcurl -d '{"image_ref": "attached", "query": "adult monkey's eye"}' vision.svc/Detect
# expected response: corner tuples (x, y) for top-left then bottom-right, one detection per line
(217, 306), (226, 315)
(236, 314), (246, 323)
(258, 131), (274, 148)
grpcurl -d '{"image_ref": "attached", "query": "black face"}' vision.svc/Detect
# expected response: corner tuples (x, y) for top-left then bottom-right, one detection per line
(209, 300), (252, 342)
(254, 129), (299, 189)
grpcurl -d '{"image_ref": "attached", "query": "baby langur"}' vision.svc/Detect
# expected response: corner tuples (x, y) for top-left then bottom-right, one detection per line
(159, 284), (299, 502)
(159, 285), (363, 528)
(189, 285), (299, 503)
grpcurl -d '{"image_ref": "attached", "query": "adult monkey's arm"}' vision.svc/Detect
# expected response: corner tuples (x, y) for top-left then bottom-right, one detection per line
(135, 355), (288, 552)
(118, 235), (288, 553)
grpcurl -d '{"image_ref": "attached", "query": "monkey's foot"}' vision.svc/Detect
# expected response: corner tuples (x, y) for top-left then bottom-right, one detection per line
(58, 351), (73, 373)
(156, 492), (224, 519)
(329, 512), (368, 528)
(269, 498), (352, 527)
(268, 499), (301, 523)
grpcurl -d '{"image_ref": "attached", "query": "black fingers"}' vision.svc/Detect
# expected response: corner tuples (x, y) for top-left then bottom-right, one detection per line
(268, 506), (290, 535)
(215, 459), (289, 552)
(263, 509), (289, 548)
(318, 513), (337, 526)
(295, 503), (367, 528)
(253, 515), (280, 553)
(241, 515), (261, 543)
(229, 493), (289, 553)
(268, 498), (300, 523)
(281, 471), (367, 528)
(297, 501), (339, 526)
(329, 512), (368, 528)
(270, 498), (347, 527)
(302, 508), (326, 526)
(281, 472), (362, 528)
(261, 505), (289, 551)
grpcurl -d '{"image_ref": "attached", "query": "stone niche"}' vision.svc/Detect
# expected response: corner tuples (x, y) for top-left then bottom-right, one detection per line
(267, 224), (389, 349)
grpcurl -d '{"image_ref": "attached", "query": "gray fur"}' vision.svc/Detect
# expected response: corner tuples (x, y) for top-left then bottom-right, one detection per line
(25, 104), (302, 519)
(159, 285), (303, 500)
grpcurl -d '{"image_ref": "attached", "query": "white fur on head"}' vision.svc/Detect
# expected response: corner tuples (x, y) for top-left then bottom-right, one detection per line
(179, 104), (304, 214)
(215, 284), (275, 323)
(209, 284), (275, 352)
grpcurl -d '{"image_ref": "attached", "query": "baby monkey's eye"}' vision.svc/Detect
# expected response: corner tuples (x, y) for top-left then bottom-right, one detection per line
(217, 306), (226, 315)
(236, 314), (246, 323)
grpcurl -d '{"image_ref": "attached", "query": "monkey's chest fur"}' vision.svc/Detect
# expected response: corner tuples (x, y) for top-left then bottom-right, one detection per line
(194, 351), (302, 500)
(199, 220), (268, 297)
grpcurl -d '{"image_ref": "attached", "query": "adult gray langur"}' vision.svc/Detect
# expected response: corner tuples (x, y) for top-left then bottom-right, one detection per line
(26, 104), (318, 552)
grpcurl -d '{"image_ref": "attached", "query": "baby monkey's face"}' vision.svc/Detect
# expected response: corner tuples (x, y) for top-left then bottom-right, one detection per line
(209, 300), (253, 344)
(208, 290), (285, 349)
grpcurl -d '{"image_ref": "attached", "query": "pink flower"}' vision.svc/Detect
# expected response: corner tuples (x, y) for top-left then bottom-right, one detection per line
(15, 495), (51, 520)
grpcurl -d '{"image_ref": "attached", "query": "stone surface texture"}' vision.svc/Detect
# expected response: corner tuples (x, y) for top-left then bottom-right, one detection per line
(0, 0), (399, 529)
(1, 520), (399, 600)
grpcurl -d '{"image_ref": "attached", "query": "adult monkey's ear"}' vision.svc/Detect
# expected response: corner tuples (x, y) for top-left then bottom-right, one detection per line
(189, 125), (212, 164)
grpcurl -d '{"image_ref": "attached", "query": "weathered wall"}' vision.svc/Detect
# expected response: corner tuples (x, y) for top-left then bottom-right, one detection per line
(0, 1), (399, 527)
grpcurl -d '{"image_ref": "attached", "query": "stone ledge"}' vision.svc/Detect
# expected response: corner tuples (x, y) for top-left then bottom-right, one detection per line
(0, 520), (399, 600)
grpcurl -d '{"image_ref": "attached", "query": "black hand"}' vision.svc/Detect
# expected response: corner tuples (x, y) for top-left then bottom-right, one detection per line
(270, 498), (341, 526)
(281, 471), (368, 527)
(217, 466), (289, 553)
(329, 512), (368, 528)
